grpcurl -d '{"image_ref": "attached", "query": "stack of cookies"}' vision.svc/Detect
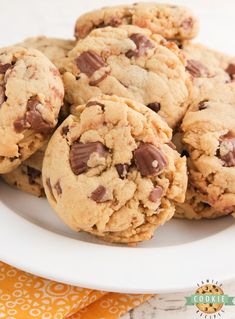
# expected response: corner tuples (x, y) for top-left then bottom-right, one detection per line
(1, 3), (234, 245)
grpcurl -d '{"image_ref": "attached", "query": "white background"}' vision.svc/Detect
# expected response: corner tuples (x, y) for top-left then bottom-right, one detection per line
(0, 0), (235, 56)
(1, 1), (235, 318)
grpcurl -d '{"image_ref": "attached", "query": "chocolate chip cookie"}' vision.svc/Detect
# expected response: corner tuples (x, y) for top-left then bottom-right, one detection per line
(42, 95), (187, 244)
(63, 25), (192, 129)
(18, 36), (75, 72)
(74, 3), (199, 41)
(1, 144), (46, 197)
(182, 42), (235, 103)
(174, 44), (235, 219)
(175, 101), (235, 219)
(0, 46), (64, 174)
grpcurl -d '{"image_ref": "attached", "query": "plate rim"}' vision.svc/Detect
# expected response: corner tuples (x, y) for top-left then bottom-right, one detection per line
(1, 199), (235, 294)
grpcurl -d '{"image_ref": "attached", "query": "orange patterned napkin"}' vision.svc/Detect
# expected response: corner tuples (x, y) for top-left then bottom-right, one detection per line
(0, 261), (152, 319)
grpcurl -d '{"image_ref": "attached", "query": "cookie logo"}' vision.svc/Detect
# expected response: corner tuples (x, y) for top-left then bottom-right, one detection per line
(185, 280), (235, 318)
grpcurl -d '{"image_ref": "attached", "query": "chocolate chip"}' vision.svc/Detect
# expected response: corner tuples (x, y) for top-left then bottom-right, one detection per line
(0, 63), (11, 74)
(134, 143), (167, 177)
(181, 17), (193, 30)
(149, 186), (163, 202)
(75, 51), (106, 77)
(90, 185), (106, 202)
(25, 166), (41, 185)
(0, 85), (6, 105)
(26, 97), (53, 134)
(219, 137), (235, 167)
(62, 125), (69, 136)
(86, 101), (105, 109)
(69, 141), (108, 175)
(14, 97), (53, 134)
(13, 118), (27, 133)
(147, 102), (161, 113)
(54, 180), (62, 195)
(115, 164), (128, 179)
(198, 100), (208, 110)
(225, 63), (235, 78)
(126, 33), (154, 58)
(186, 59), (209, 78)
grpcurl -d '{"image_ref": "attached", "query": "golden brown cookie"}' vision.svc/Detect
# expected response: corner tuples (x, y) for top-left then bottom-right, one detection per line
(2, 144), (46, 197)
(175, 101), (235, 219)
(42, 95), (187, 244)
(63, 25), (191, 129)
(75, 3), (199, 41)
(0, 46), (64, 174)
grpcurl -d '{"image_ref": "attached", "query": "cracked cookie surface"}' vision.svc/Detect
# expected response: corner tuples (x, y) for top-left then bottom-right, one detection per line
(42, 95), (187, 244)
(0, 46), (64, 173)
(74, 3), (199, 41)
(63, 25), (191, 129)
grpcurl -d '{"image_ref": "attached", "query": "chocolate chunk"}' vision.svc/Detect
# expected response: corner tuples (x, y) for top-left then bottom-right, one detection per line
(90, 185), (106, 203)
(13, 118), (27, 133)
(134, 143), (167, 176)
(62, 125), (69, 136)
(69, 141), (108, 175)
(0, 63), (11, 74)
(198, 100), (208, 110)
(147, 102), (161, 113)
(126, 33), (154, 58)
(186, 59), (209, 78)
(149, 186), (163, 202)
(86, 101), (105, 109)
(219, 137), (235, 167)
(26, 97), (52, 134)
(225, 63), (235, 78)
(25, 166), (41, 185)
(54, 180), (62, 195)
(75, 51), (106, 77)
(181, 17), (193, 30)
(115, 164), (128, 179)
(0, 85), (6, 105)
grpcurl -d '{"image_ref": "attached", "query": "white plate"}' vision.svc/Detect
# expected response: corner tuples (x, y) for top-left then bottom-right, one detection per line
(1, 181), (235, 293)
(1, 0), (235, 294)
